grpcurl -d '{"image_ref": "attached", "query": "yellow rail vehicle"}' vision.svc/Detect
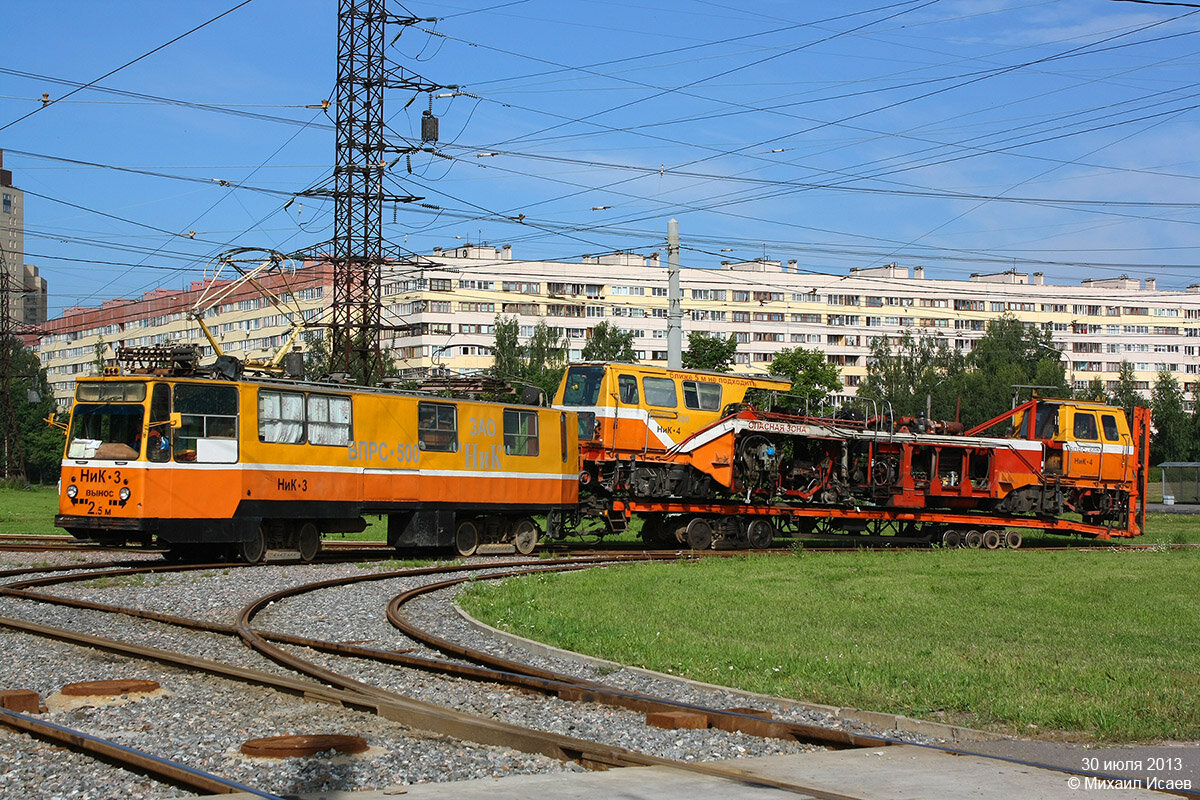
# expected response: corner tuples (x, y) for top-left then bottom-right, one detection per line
(57, 375), (579, 561)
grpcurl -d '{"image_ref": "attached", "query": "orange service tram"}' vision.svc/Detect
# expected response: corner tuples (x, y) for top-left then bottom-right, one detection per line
(56, 374), (579, 562)
(552, 363), (1150, 550)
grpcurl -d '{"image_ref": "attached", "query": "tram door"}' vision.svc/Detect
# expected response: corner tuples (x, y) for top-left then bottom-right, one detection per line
(1065, 408), (1103, 482)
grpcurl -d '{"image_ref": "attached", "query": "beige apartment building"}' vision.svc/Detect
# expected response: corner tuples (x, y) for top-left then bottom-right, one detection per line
(35, 244), (1200, 409)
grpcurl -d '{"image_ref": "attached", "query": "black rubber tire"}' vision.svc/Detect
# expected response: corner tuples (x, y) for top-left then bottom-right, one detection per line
(297, 522), (320, 563)
(455, 520), (480, 557)
(746, 519), (775, 549)
(685, 518), (714, 551)
(512, 518), (539, 555)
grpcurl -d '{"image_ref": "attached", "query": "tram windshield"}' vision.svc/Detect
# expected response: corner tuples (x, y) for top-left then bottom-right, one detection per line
(67, 403), (145, 460)
(560, 366), (604, 406)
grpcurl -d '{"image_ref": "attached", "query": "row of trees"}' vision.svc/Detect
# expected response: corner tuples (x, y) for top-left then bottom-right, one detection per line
(487, 314), (1199, 464)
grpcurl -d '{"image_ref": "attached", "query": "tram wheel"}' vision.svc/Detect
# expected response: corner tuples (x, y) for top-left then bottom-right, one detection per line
(297, 522), (320, 563)
(239, 525), (267, 564)
(455, 520), (480, 557)
(964, 529), (984, 549)
(983, 529), (1002, 550)
(941, 529), (962, 549)
(685, 518), (714, 551)
(512, 518), (539, 555)
(1004, 530), (1023, 549)
(746, 519), (775, 549)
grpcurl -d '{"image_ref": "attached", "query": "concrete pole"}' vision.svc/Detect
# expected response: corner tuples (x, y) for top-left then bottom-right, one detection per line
(667, 218), (682, 369)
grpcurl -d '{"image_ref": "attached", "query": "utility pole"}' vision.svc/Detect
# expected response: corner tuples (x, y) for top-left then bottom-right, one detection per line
(667, 218), (682, 369)
(310, 1), (448, 385)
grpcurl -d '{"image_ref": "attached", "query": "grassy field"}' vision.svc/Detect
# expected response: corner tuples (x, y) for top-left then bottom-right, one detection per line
(461, 548), (1200, 743)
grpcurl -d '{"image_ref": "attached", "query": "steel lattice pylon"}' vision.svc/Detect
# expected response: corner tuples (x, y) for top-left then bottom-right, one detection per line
(325, 0), (444, 385)
(330, 0), (387, 382)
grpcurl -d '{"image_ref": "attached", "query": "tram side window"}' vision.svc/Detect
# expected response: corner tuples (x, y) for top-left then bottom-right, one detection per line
(174, 384), (238, 463)
(1101, 414), (1121, 442)
(617, 374), (639, 404)
(503, 408), (539, 456)
(643, 377), (677, 408)
(1073, 412), (1099, 441)
(418, 402), (457, 452)
(259, 390), (305, 444)
(682, 380), (722, 411)
(308, 394), (352, 446)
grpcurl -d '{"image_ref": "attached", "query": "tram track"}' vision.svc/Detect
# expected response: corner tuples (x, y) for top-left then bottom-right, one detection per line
(0, 554), (892, 799)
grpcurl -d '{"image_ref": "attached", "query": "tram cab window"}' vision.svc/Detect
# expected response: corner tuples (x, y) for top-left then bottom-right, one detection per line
(682, 380), (722, 411)
(173, 384), (238, 463)
(1034, 405), (1059, 439)
(67, 381), (147, 461)
(642, 377), (677, 408)
(67, 403), (144, 461)
(617, 374), (639, 404)
(1073, 412), (1099, 441)
(1101, 414), (1121, 442)
(418, 402), (458, 452)
(561, 366), (604, 406)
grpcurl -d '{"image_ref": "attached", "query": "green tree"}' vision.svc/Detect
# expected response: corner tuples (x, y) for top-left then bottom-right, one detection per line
(489, 316), (569, 401)
(1150, 371), (1191, 464)
(955, 316), (1068, 428)
(1076, 376), (1107, 403)
(302, 329), (396, 384)
(856, 330), (965, 420)
(581, 321), (636, 363)
(3, 336), (64, 484)
(1109, 361), (1143, 424)
(681, 331), (737, 372)
(769, 346), (842, 412)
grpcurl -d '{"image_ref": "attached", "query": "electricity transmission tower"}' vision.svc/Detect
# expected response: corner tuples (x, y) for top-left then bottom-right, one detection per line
(307, 0), (449, 385)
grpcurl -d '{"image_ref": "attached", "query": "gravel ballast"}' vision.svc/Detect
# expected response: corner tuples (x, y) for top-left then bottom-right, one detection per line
(0, 550), (933, 799)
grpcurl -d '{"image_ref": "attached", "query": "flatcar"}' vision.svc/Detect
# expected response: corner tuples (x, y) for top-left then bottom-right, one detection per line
(552, 361), (1149, 548)
(56, 364), (579, 561)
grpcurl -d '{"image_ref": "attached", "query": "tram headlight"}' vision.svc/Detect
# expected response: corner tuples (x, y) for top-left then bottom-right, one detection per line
(66, 484), (77, 499)
(119, 487), (131, 501)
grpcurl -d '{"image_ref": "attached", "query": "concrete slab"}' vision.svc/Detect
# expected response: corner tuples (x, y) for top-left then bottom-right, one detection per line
(213, 744), (1182, 800)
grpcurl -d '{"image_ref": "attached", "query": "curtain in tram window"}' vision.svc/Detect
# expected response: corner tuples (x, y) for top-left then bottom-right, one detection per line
(259, 391), (304, 443)
(307, 394), (351, 446)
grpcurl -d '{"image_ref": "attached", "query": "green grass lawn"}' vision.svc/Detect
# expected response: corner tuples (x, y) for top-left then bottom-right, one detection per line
(461, 548), (1200, 743)
(0, 483), (65, 536)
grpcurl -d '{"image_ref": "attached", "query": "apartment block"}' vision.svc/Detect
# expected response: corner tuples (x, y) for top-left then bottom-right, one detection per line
(35, 244), (1200, 409)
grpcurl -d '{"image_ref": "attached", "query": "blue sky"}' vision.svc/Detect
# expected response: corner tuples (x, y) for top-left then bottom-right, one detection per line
(4, 0), (1200, 316)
